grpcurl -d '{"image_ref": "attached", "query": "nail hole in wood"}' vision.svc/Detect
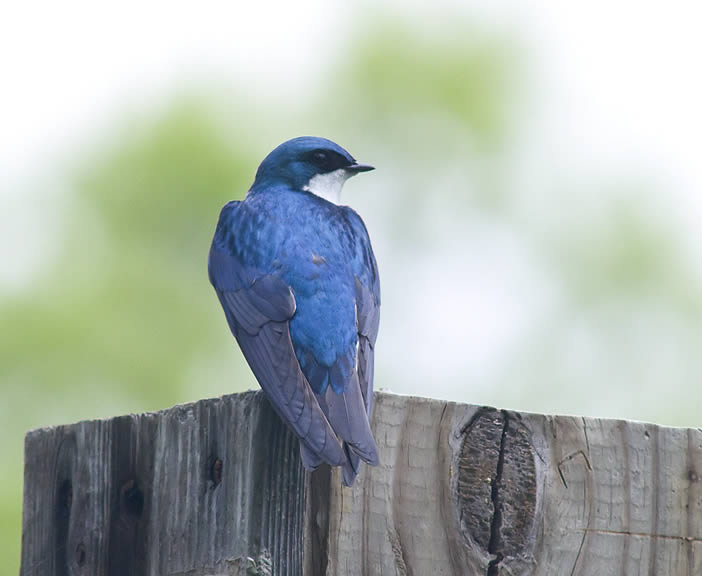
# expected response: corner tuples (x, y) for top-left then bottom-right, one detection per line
(120, 478), (144, 519)
(75, 542), (86, 567)
(211, 457), (223, 486)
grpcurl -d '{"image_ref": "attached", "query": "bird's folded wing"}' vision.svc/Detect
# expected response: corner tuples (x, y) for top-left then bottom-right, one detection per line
(335, 277), (381, 486)
(355, 276), (380, 418)
(209, 246), (346, 467)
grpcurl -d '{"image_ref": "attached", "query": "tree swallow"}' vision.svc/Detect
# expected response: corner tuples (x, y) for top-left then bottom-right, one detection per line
(209, 137), (380, 486)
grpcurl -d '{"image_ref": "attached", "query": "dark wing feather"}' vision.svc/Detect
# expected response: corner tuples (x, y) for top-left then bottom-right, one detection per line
(338, 271), (381, 485)
(355, 277), (380, 418)
(209, 245), (346, 468)
(325, 371), (378, 463)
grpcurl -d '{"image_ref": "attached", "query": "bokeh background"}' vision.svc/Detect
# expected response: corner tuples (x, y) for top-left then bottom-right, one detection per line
(3, 1), (702, 571)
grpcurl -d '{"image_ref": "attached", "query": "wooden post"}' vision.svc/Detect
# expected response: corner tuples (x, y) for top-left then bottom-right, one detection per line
(21, 391), (702, 575)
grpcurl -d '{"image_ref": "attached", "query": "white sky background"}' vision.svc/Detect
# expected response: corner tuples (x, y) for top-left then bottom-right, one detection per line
(2, 0), (701, 417)
(3, 1), (700, 202)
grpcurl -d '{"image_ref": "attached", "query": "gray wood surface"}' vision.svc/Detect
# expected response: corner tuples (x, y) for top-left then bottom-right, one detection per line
(21, 391), (702, 575)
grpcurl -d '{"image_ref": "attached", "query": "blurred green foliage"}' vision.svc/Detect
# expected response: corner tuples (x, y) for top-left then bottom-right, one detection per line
(344, 23), (510, 148)
(2, 98), (255, 414)
(1, 98), (259, 571)
(4, 16), (702, 576)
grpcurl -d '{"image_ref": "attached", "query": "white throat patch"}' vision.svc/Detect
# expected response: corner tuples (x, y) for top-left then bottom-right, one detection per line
(303, 168), (351, 205)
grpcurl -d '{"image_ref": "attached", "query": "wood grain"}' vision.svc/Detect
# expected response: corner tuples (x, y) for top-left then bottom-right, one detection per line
(21, 391), (702, 575)
(21, 391), (304, 576)
(327, 394), (702, 576)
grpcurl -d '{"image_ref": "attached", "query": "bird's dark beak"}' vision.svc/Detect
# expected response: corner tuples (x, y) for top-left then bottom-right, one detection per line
(346, 162), (375, 174)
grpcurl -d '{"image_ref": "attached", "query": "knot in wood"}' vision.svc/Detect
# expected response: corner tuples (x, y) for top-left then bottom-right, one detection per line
(457, 409), (537, 561)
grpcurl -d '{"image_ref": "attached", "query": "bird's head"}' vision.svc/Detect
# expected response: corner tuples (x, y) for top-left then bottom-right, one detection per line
(252, 137), (374, 204)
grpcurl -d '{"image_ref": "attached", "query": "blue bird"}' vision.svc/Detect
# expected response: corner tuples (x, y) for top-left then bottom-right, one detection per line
(209, 137), (380, 486)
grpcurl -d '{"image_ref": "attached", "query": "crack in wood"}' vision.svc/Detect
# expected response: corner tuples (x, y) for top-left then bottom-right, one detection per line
(305, 466), (331, 576)
(387, 526), (409, 576)
(581, 417), (591, 457)
(570, 530), (587, 576)
(563, 418), (596, 576)
(649, 425), (660, 576)
(686, 429), (698, 573)
(457, 408), (503, 550)
(557, 450), (592, 489)
(486, 411), (509, 576)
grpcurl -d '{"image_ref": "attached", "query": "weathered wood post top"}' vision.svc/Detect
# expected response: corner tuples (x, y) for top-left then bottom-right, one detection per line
(21, 391), (702, 575)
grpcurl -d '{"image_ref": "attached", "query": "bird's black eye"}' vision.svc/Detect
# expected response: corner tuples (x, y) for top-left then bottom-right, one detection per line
(308, 148), (347, 172)
(313, 151), (329, 164)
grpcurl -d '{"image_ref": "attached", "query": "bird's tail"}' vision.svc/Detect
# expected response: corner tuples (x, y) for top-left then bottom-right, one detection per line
(342, 443), (362, 486)
(299, 440), (361, 487)
(325, 373), (379, 466)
